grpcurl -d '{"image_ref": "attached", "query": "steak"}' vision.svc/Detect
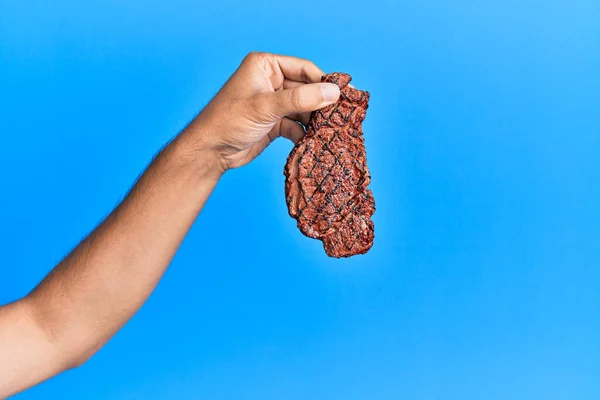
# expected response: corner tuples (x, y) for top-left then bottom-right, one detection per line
(284, 72), (375, 258)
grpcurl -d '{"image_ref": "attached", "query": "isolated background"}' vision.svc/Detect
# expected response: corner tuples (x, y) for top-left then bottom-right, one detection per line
(1, 0), (600, 399)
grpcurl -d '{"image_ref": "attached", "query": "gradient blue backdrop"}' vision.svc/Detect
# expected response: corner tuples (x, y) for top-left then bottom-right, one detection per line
(1, 0), (599, 398)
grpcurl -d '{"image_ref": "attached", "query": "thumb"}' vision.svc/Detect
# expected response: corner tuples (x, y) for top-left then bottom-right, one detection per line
(266, 83), (340, 117)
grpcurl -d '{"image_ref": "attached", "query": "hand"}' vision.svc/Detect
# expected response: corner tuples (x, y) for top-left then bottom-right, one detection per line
(188, 52), (341, 171)
(0, 52), (343, 398)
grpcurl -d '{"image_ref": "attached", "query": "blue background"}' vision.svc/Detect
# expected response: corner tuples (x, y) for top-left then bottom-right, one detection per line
(1, 0), (599, 398)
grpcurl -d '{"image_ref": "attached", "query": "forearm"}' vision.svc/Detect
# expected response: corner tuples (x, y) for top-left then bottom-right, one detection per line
(13, 127), (220, 388)
(29, 127), (221, 352)
(1, 52), (331, 397)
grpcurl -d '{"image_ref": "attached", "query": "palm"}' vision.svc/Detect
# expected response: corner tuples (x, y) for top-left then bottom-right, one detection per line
(223, 118), (287, 169)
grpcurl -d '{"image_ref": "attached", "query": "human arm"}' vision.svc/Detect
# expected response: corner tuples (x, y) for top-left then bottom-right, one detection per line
(0, 52), (340, 398)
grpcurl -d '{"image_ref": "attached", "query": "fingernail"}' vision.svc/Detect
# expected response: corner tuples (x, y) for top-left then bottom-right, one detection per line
(320, 83), (340, 102)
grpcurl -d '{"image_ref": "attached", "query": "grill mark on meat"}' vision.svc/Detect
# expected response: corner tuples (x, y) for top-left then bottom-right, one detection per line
(284, 72), (375, 258)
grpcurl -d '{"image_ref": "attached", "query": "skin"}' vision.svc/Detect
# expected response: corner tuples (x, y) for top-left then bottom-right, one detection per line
(0, 52), (340, 398)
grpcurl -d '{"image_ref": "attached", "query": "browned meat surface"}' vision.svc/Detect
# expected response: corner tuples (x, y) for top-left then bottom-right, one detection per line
(284, 72), (375, 258)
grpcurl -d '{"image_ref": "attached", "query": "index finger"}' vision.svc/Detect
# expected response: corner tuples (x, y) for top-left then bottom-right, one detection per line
(273, 54), (325, 83)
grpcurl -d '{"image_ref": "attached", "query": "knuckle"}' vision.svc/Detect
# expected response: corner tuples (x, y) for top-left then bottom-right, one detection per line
(290, 89), (308, 110)
(316, 87), (326, 103)
(302, 61), (319, 81)
(244, 51), (258, 60)
(244, 51), (265, 64)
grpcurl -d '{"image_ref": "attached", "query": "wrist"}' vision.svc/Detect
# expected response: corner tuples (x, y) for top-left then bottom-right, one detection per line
(178, 117), (231, 174)
(170, 125), (227, 181)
